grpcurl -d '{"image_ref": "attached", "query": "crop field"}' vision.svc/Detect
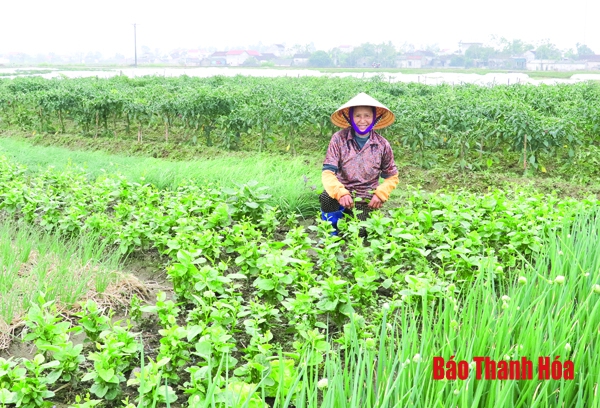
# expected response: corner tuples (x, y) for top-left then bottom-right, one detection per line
(2, 76), (600, 163)
(1, 76), (600, 407)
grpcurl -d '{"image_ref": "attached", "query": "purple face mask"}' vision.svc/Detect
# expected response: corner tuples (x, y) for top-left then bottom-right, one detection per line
(349, 106), (377, 136)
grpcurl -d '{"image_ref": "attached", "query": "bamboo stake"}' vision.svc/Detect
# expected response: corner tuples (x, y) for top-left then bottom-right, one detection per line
(113, 112), (118, 138)
(460, 138), (465, 173)
(95, 111), (99, 139)
(58, 109), (65, 133)
(479, 134), (483, 161)
(523, 133), (527, 170)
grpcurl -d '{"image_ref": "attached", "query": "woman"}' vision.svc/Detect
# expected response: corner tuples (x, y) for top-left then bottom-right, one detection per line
(320, 92), (399, 235)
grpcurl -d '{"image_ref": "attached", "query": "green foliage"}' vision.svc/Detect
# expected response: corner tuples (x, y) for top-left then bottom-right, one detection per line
(67, 393), (102, 408)
(0, 388), (17, 405)
(222, 180), (272, 223)
(74, 299), (112, 343)
(498, 37), (535, 55)
(1, 149), (600, 406)
(140, 291), (181, 329)
(308, 51), (333, 68)
(22, 293), (82, 353)
(126, 358), (179, 408)
(344, 42), (397, 67)
(576, 43), (595, 56)
(535, 39), (562, 60)
(82, 324), (141, 400)
(12, 354), (60, 408)
(37, 341), (85, 383)
(0, 357), (22, 394)
(2, 76), (600, 173)
(464, 45), (497, 63)
(157, 325), (191, 381)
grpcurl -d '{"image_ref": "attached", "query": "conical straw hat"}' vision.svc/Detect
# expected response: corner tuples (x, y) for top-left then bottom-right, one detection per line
(330, 92), (395, 130)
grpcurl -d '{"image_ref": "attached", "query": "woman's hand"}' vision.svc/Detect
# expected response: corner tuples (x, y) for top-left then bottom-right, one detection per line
(368, 195), (383, 209)
(339, 194), (354, 209)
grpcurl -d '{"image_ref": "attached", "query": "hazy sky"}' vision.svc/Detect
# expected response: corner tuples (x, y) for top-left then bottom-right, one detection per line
(1, 0), (597, 56)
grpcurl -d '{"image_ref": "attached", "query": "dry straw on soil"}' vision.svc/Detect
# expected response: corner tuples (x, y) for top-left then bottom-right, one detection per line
(1, 245), (157, 351)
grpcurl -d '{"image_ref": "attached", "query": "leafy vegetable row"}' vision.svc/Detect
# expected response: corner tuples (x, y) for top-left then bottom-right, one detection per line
(1, 154), (595, 311)
(2, 154), (599, 406)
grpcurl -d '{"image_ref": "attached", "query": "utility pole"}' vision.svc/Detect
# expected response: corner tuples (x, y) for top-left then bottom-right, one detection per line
(584, 0), (589, 46)
(133, 23), (137, 67)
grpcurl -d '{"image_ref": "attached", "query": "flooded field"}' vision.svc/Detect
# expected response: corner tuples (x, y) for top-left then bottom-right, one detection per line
(1, 66), (600, 85)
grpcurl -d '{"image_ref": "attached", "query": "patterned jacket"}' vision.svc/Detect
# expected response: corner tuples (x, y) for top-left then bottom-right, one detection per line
(323, 128), (398, 199)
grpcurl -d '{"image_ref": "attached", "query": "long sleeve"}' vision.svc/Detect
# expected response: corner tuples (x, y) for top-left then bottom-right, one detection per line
(374, 174), (399, 202)
(322, 170), (351, 201)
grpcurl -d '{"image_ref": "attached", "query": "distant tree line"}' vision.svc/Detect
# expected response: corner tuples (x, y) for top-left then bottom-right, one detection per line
(1, 38), (595, 68)
(302, 38), (597, 69)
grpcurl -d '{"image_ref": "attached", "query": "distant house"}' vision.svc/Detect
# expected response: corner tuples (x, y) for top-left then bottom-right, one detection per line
(209, 51), (228, 66)
(410, 55), (426, 68)
(553, 60), (587, 71)
(265, 44), (286, 57)
(169, 49), (186, 60)
(185, 50), (203, 65)
(510, 57), (527, 70)
(507, 51), (536, 69)
(581, 55), (600, 70)
(292, 53), (310, 66)
(225, 50), (249, 66)
(225, 50), (261, 66)
(526, 59), (553, 71)
(186, 49), (210, 63)
(396, 52), (434, 68)
(395, 56), (408, 68)
(431, 55), (452, 68)
(523, 51), (536, 61)
(472, 59), (487, 68)
(415, 50), (436, 58)
(487, 58), (512, 69)
(396, 55), (424, 68)
(257, 53), (276, 63)
(158, 54), (174, 64)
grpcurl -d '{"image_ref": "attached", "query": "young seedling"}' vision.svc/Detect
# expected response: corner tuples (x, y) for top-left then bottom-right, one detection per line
(22, 292), (81, 355)
(74, 299), (112, 343)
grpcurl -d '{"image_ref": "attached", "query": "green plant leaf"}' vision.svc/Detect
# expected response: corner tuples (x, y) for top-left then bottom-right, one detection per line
(254, 278), (275, 291)
(98, 367), (115, 382)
